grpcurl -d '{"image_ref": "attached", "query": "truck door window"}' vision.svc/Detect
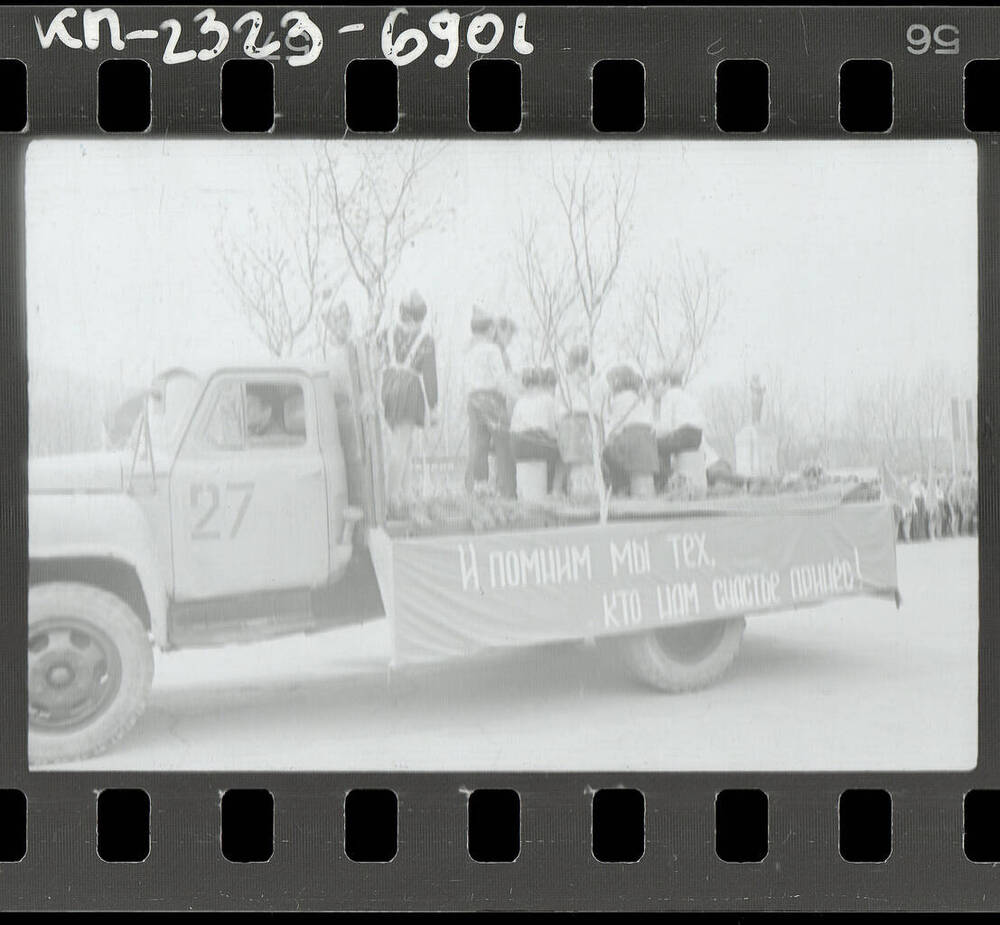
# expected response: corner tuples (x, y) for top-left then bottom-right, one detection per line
(245, 382), (307, 448)
(196, 379), (308, 452)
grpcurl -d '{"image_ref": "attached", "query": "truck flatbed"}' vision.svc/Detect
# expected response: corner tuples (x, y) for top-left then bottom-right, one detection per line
(382, 480), (880, 539)
(538, 481), (875, 520)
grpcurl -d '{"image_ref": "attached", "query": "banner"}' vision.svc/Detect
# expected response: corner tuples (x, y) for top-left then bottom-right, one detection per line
(371, 502), (900, 665)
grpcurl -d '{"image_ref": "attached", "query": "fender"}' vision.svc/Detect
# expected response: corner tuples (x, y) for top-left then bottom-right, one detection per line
(28, 493), (169, 648)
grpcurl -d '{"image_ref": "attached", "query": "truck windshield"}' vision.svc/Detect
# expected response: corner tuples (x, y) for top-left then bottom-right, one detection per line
(147, 370), (201, 452)
(117, 370), (201, 458)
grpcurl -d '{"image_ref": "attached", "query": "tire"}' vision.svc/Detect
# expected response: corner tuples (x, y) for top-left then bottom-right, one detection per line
(618, 616), (745, 692)
(28, 582), (154, 765)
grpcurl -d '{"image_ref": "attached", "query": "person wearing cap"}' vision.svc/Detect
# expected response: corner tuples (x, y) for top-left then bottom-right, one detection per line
(653, 362), (707, 493)
(601, 364), (658, 496)
(463, 307), (517, 497)
(322, 299), (357, 395)
(379, 290), (438, 504)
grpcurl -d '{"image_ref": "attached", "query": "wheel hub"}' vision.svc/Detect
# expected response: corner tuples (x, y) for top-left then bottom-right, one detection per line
(28, 618), (122, 730)
(46, 664), (75, 688)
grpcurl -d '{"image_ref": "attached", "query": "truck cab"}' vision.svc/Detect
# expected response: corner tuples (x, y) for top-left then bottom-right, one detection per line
(28, 360), (375, 764)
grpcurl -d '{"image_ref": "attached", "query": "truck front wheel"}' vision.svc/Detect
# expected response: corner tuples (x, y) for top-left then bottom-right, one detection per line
(28, 582), (154, 765)
(618, 617), (745, 692)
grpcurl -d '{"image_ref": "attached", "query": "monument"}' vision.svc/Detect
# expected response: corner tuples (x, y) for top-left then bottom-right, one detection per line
(735, 374), (779, 477)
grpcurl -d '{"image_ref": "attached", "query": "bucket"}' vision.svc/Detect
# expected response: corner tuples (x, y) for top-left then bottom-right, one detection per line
(630, 472), (656, 498)
(516, 459), (548, 501)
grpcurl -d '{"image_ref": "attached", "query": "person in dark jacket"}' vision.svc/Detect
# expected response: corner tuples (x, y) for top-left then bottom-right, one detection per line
(602, 364), (658, 496)
(379, 290), (438, 503)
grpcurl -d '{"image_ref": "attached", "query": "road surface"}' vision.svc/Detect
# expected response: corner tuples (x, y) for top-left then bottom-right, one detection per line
(54, 537), (978, 772)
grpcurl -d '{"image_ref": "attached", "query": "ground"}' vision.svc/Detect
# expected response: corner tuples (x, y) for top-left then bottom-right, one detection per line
(55, 538), (978, 772)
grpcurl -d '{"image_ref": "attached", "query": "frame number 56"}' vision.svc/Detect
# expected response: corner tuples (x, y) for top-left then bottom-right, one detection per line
(906, 23), (959, 55)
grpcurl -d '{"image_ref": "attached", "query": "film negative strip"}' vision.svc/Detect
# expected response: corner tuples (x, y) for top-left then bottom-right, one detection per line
(0, 3), (994, 912)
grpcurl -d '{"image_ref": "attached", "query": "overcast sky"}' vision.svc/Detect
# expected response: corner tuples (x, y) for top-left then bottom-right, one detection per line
(25, 137), (977, 414)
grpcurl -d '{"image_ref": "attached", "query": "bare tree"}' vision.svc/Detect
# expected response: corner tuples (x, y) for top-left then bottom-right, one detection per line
(760, 368), (803, 472)
(317, 140), (447, 514)
(513, 215), (576, 405)
(876, 373), (912, 470)
(672, 249), (726, 384)
(550, 151), (638, 521)
(624, 247), (727, 384)
(552, 153), (636, 350)
(846, 372), (910, 471)
(909, 362), (953, 474)
(621, 271), (668, 377)
(841, 391), (878, 466)
(701, 380), (746, 465)
(218, 160), (341, 358)
(319, 140), (447, 344)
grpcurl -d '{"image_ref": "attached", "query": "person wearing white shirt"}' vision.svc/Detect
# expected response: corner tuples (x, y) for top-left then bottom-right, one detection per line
(653, 365), (706, 493)
(510, 370), (557, 434)
(463, 308), (517, 497)
(559, 349), (607, 416)
(510, 367), (562, 492)
(601, 364), (658, 496)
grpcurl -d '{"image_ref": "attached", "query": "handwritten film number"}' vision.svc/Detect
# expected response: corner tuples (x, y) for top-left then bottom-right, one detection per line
(35, 8), (322, 66)
(190, 481), (254, 541)
(383, 9), (533, 67)
(161, 10), (321, 67)
(35, 8), (530, 68)
(906, 24), (959, 55)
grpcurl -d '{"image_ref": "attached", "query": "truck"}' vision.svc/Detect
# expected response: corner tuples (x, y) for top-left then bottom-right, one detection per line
(27, 359), (901, 764)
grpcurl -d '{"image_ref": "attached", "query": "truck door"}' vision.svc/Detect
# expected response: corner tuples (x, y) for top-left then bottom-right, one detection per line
(169, 373), (329, 601)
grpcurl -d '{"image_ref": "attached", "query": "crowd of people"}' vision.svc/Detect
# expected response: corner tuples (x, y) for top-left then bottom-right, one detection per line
(367, 294), (740, 507)
(895, 471), (978, 541)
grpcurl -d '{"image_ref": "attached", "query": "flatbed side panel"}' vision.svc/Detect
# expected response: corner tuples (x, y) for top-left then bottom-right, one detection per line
(376, 503), (900, 666)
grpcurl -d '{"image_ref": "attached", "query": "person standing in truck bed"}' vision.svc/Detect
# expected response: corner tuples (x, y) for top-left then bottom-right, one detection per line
(379, 290), (438, 505)
(463, 307), (517, 498)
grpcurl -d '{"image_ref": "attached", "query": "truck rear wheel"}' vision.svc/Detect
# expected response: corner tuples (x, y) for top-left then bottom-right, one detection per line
(619, 617), (745, 692)
(28, 582), (154, 765)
